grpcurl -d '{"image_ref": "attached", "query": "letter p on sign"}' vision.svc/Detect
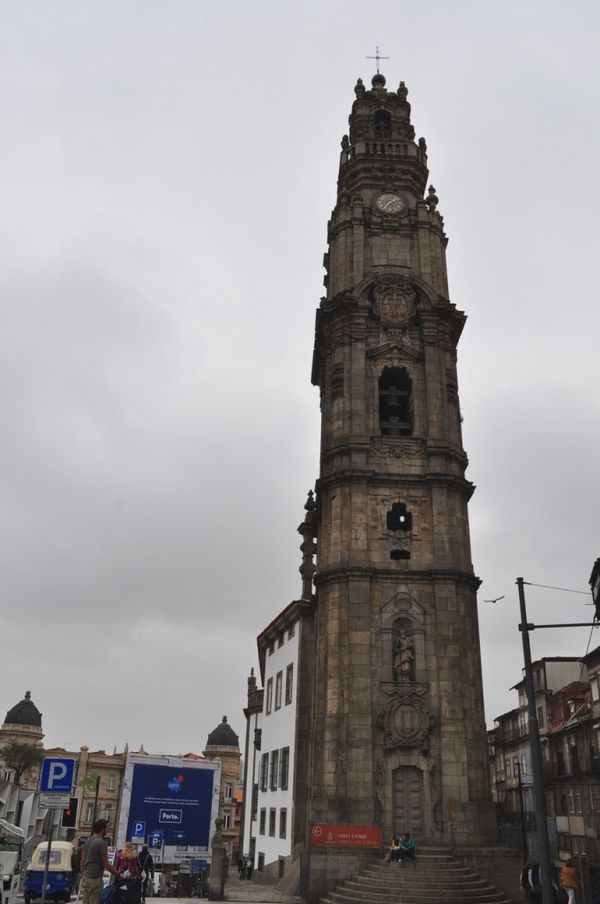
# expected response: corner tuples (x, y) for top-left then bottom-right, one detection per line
(40, 757), (75, 793)
(49, 762), (67, 787)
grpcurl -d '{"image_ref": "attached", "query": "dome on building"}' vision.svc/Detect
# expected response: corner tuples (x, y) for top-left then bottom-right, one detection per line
(4, 691), (42, 728)
(206, 715), (239, 749)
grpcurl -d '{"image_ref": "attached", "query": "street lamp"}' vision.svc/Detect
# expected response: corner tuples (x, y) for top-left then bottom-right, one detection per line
(589, 559), (600, 622)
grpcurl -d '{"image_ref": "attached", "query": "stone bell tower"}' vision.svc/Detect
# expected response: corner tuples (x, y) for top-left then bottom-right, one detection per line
(306, 71), (496, 876)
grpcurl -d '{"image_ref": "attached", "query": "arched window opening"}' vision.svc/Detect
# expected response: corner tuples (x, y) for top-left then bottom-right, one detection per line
(379, 367), (412, 436)
(374, 110), (391, 137)
(387, 502), (412, 533)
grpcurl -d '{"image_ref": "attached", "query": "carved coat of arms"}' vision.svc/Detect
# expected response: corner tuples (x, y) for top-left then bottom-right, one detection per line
(373, 280), (416, 326)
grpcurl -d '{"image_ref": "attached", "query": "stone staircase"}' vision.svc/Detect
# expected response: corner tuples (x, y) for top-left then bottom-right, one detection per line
(321, 847), (515, 904)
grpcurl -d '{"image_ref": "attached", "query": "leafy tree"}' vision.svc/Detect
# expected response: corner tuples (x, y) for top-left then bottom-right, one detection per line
(0, 741), (44, 785)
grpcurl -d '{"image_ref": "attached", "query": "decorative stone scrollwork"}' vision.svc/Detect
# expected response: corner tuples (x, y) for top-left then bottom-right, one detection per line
(371, 438), (426, 459)
(377, 684), (432, 750)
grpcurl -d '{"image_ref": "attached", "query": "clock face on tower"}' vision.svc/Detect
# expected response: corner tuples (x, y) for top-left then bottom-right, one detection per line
(375, 191), (404, 214)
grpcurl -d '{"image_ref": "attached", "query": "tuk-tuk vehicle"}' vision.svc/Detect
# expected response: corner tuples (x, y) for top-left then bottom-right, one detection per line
(24, 840), (75, 903)
(0, 819), (24, 904)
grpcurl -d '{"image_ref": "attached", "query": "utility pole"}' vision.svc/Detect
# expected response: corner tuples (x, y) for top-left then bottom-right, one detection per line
(517, 577), (554, 904)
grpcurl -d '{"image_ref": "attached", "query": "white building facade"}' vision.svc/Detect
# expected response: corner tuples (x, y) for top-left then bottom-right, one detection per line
(241, 599), (313, 877)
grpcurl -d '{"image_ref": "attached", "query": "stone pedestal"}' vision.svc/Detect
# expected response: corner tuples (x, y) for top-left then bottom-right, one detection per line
(208, 818), (228, 901)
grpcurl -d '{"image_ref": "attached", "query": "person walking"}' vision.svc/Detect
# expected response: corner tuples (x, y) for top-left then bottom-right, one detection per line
(71, 844), (82, 895)
(115, 842), (140, 879)
(559, 859), (580, 904)
(138, 844), (154, 902)
(521, 859), (542, 904)
(81, 819), (119, 904)
(246, 856), (253, 880)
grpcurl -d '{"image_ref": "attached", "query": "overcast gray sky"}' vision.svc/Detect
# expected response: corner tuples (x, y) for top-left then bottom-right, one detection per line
(2, 1), (599, 756)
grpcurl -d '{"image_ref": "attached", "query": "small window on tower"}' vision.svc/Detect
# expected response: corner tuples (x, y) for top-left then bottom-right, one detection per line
(379, 367), (412, 436)
(374, 110), (391, 137)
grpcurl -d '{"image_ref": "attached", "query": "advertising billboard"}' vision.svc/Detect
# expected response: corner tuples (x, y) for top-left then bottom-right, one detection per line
(117, 754), (221, 864)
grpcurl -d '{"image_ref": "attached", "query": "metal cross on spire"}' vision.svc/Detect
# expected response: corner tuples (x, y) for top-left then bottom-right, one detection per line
(366, 46), (390, 74)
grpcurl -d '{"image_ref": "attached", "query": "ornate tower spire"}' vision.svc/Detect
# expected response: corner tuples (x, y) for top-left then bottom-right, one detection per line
(305, 72), (495, 893)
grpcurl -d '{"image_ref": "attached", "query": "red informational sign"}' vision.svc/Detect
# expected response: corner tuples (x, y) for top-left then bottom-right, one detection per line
(310, 824), (382, 847)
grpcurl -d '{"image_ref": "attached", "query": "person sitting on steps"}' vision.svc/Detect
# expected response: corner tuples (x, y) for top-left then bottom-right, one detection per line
(398, 832), (416, 865)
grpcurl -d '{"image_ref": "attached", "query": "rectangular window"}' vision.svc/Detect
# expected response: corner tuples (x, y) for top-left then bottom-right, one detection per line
(257, 853), (265, 872)
(269, 808), (276, 837)
(275, 671), (283, 710)
(104, 803), (113, 824)
(224, 783), (232, 801)
(279, 747), (289, 790)
(591, 677), (600, 702)
(268, 643), (274, 656)
(251, 783), (258, 819)
(537, 706), (545, 728)
(278, 633), (284, 648)
(260, 753), (269, 792)
(259, 809), (266, 836)
(266, 678), (273, 715)
(288, 623), (295, 639)
(279, 808), (287, 839)
(270, 750), (279, 791)
(223, 811), (231, 829)
(107, 775), (116, 792)
(285, 664), (294, 705)
(506, 759), (512, 777)
(85, 802), (94, 823)
(518, 712), (528, 735)
(521, 755), (528, 775)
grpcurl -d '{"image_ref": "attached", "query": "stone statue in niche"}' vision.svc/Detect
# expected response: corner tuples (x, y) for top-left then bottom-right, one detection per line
(393, 631), (415, 681)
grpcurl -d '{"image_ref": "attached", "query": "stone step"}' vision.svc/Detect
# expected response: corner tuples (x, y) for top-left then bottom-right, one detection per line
(362, 866), (479, 879)
(324, 893), (511, 904)
(341, 883), (506, 900)
(347, 875), (492, 890)
(320, 852), (514, 904)
(362, 858), (473, 876)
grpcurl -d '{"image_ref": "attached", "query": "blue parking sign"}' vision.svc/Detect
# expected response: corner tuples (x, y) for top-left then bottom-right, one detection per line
(148, 832), (163, 849)
(39, 758), (75, 793)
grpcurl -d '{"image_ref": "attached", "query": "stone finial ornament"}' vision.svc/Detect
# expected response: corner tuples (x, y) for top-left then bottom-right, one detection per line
(397, 81), (408, 101)
(425, 185), (439, 211)
(354, 78), (365, 98)
(418, 137), (427, 152)
(304, 488), (317, 513)
(341, 134), (349, 150)
(299, 489), (317, 599)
